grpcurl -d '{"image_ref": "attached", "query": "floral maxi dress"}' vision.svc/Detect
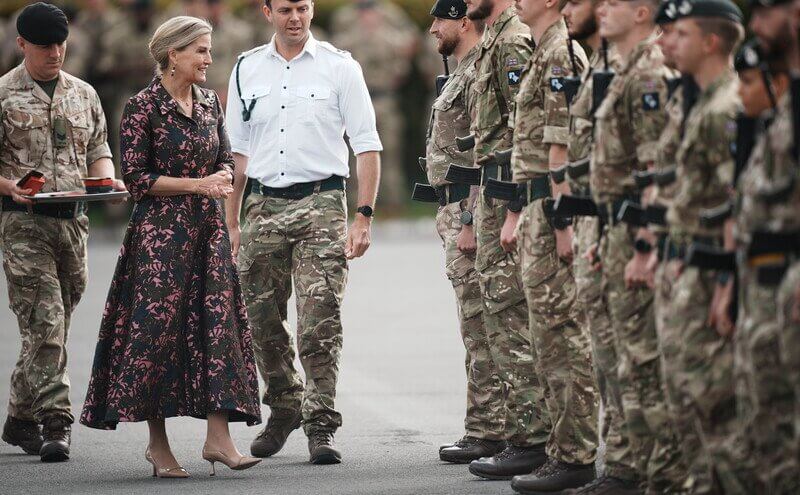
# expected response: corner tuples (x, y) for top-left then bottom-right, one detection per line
(81, 78), (261, 429)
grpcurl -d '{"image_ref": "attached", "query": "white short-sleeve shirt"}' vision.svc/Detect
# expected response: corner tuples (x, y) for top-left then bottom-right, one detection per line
(226, 34), (383, 188)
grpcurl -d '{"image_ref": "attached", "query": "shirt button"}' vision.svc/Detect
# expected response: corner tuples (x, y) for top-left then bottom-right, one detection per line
(281, 105), (285, 109)
(280, 173), (285, 176)
(280, 129), (284, 132)
(280, 150), (284, 154)
(286, 65), (290, 69)
(283, 86), (286, 89)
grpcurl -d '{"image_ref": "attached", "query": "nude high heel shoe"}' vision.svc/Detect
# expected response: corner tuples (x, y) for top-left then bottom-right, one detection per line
(202, 445), (261, 476)
(145, 448), (190, 478)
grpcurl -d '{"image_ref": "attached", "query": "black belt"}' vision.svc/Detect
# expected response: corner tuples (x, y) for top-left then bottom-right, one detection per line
(518, 175), (551, 205)
(596, 195), (640, 226)
(435, 183), (470, 206)
(480, 163), (512, 185)
(251, 175), (344, 200)
(1, 196), (86, 219)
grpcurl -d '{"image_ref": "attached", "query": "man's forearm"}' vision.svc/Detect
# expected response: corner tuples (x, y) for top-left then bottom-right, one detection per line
(548, 144), (570, 196)
(354, 151), (380, 208)
(87, 157), (116, 178)
(225, 152), (249, 226)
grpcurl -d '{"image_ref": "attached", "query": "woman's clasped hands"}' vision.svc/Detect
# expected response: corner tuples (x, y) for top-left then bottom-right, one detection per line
(195, 169), (233, 199)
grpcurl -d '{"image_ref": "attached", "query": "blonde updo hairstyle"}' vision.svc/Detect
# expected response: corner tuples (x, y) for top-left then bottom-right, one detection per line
(148, 16), (212, 75)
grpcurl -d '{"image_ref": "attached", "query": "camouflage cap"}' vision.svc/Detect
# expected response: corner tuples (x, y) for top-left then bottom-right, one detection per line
(430, 0), (468, 19)
(672, 0), (744, 24)
(16, 2), (69, 45)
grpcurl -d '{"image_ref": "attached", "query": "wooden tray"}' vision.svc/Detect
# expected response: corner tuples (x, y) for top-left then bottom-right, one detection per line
(22, 191), (130, 204)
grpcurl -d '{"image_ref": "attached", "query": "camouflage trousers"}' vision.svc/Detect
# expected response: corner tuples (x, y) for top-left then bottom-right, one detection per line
(475, 192), (551, 446)
(600, 222), (687, 492)
(574, 215), (637, 480)
(517, 200), (598, 465)
(0, 211), (88, 424)
(238, 189), (348, 434)
(657, 260), (748, 494)
(435, 203), (505, 440)
(777, 261), (800, 473)
(735, 264), (798, 494)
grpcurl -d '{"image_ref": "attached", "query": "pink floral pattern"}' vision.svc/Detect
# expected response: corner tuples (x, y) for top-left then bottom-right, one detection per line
(81, 78), (261, 429)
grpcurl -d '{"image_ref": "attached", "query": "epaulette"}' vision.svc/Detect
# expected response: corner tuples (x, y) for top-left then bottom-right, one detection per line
(238, 44), (268, 61)
(318, 41), (352, 59)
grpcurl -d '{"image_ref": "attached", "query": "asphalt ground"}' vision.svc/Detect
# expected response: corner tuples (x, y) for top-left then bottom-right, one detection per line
(0, 221), (525, 495)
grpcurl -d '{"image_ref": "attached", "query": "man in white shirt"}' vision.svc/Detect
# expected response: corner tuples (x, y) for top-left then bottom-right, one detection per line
(224, 0), (382, 466)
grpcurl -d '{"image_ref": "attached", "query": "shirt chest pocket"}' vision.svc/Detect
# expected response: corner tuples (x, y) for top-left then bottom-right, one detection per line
(66, 109), (90, 158)
(472, 72), (502, 131)
(294, 85), (333, 124)
(4, 109), (50, 163)
(246, 86), (273, 124)
(431, 81), (466, 146)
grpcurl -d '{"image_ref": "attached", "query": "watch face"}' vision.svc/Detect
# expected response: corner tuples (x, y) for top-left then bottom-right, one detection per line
(358, 206), (373, 217)
(460, 210), (473, 225)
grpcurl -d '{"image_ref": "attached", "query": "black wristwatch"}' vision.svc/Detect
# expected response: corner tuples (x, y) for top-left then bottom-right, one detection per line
(460, 210), (474, 226)
(507, 198), (524, 213)
(634, 238), (653, 254)
(550, 215), (572, 231)
(356, 205), (374, 218)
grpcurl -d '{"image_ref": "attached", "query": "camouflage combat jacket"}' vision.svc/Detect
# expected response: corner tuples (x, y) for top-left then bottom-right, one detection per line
(511, 18), (586, 180)
(425, 45), (480, 187)
(471, 7), (532, 165)
(667, 70), (739, 243)
(0, 65), (111, 193)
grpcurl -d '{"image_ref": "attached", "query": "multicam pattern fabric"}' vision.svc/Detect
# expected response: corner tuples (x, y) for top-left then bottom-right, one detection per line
(435, 203), (504, 440)
(81, 78), (261, 429)
(1, 213), (88, 424)
(591, 37), (673, 202)
(475, 193), (551, 446)
(511, 19), (586, 179)
(0, 65), (112, 192)
(426, 46), (480, 187)
(238, 189), (348, 434)
(471, 7), (531, 163)
(667, 71), (738, 243)
(516, 200), (598, 464)
(777, 261), (800, 474)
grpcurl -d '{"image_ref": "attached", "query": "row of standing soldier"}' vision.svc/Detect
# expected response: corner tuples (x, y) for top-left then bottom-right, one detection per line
(419, 0), (800, 493)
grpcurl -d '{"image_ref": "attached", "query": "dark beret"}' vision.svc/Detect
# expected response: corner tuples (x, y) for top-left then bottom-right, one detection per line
(748, 0), (793, 9)
(430, 0), (467, 19)
(735, 39), (764, 72)
(655, 0), (682, 25)
(17, 2), (69, 45)
(672, 0), (744, 24)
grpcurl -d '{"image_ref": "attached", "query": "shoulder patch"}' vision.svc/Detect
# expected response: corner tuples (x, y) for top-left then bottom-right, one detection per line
(550, 77), (565, 92)
(551, 66), (562, 76)
(642, 92), (660, 111)
(508, 69), (522, 85)
(506, 57), (519, 67)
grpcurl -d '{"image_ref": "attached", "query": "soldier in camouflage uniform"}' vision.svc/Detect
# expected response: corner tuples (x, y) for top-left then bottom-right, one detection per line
(224, 0), (382, 465)
(720, 2), (800, 489)
(464, 0), (553, 481)
(591, 0), (688, 491)
(559, 1), (642, 494)
(660, 2), (749, 492)
(425, 0), (507, 464)
(0, 3), (119, 463)
(501, 0), (598, 492)
(330, 0), (419, 211)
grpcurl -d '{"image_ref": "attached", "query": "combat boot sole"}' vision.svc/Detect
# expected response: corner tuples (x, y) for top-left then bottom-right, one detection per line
(310, 446), (342, 465)
(467, 465), (518, 481)
(2, 431), (41, 455)
(40, 442), (70, 462)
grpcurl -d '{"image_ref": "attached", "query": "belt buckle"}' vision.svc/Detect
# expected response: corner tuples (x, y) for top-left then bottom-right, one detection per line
(749, 252), (786, 268)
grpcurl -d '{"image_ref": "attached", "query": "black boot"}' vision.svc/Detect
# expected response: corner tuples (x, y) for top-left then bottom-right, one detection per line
(40, 416), (71, 462)
(559, 475), (643, 494)
(2, 416), (43, 455)
(468, 443), (548, 480)
(511, 458), (597, 494)
(440, 436), (505, 464)
(308, 430), (342, 465)
(250, 409), (302, 457)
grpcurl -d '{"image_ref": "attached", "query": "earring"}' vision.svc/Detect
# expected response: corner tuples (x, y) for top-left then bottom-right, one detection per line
(170, 66), (175, 77)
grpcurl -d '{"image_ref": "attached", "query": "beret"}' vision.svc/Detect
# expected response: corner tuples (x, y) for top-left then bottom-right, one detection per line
(430, 0), (468, 19)
(734, 39), (764, 72)
(671, 0), (744, 24)
(17, 2), (69, 45)
(655, 0), (682, 25)
(748, 0), (793, 9)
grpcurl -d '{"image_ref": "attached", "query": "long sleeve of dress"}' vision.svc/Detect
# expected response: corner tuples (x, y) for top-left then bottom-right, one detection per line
(120, 97), (161, 201)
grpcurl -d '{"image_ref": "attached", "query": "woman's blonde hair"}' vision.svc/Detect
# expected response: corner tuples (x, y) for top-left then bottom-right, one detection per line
(148, 16), (212, 75)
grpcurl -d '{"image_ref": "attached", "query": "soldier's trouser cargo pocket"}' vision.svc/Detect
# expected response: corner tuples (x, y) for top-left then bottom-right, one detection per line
(0, 212), (87, 423)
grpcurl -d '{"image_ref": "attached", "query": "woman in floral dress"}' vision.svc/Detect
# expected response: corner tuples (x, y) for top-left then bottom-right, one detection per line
(81, 17), (261, 478)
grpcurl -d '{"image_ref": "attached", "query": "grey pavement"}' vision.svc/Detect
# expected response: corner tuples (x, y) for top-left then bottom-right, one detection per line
(0, 220), (520, 495)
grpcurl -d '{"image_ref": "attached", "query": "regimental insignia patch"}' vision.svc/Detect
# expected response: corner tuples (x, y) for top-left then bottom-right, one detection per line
(642, 92), (660, 111)
(550, 77), (565, 92)
(508, 69), (522, 85)
(506, 58), (519, 67)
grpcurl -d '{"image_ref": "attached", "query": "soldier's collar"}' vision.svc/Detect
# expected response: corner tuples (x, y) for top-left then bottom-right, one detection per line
(482, 7), (516, 50)
(265, 32), (318, 61)
(535, 17), (567, 51)
(698, 69), (734, 100)
(620, 33), (659, 74)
